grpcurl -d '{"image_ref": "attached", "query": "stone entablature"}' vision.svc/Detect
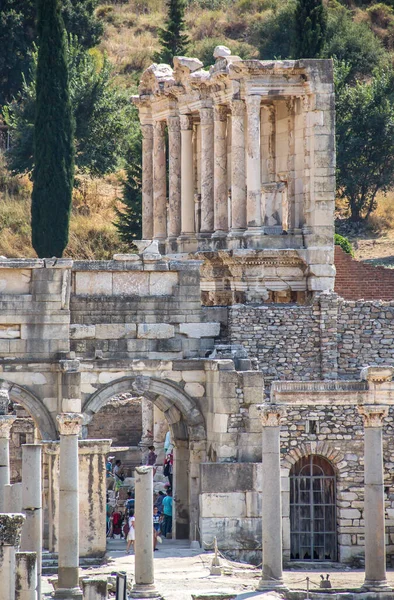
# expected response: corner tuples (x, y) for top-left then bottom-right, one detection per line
(133, 51), (335, 299)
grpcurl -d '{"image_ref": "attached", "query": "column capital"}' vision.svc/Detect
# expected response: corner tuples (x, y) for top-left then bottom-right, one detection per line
(358, 404), (389, 427)
(231, 99), (245, 117)
(214, 104), (228, 122)
(57, 413), (83, 436)
(200, 107), (214, 125)
(167, 115), (180, 132)
(0, 415), (17, 439)
(180, 114), (193, 130)
(246, 95), (262, 112)
(259, 404), (287, 427)
(0, 513), (25, 546)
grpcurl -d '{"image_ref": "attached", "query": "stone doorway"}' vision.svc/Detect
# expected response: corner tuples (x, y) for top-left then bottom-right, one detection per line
(290, 455), (337, 561)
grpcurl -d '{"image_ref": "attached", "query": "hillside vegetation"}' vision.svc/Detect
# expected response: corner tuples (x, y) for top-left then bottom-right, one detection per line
(1, 0), (394, 258)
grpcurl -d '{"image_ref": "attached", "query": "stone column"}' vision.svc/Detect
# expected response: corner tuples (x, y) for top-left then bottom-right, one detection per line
(81, 578), (108, 600)
(21, 444), (42, 600)
(142, 123), (154, 240)
(246, 95), (262, 230)
(0, 513), (25, 600)
(358, 404), (391, 591)
(16, 551), (38, 600)
(257, 404), (287, 591)
(213, 105), (228, 236)
(180, 115), (195, 236)
(54, 413), (83, 600)
(167, 116), (181, 239)
(0, 388), (16, 512)
(200, 108), (214, 234)
(153, 120), (167, 240)
(4, 482), (22, 513)
(231, 99), (246, 232)
(131, 466), (161, 599)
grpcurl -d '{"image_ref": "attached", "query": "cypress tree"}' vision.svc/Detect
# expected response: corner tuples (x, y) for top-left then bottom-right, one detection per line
(31, 0), (75, 257)
(293, 0), (327, 59)
(114, 140), (142, 245)
(155, 0), (189, 65)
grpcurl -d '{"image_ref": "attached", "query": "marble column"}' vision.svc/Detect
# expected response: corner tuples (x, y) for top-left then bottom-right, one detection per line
(180, 115), (195, 236)
(358, 404), (391, 591)
(54, 413), (83, 600)
(246, 95), (262, 230)
(141, 124), (154, 240)
(200, 108), (214, 234)
(257, 404), (287, 591)
(213, 105), (228, 236)
(0, 513), (25, 600)
(131, 466), (161, 599)
(21, 444), (42, 600)
(167, 116), (181, 239)
(140, 397), (154, 463)
(81, 578), (108, 600)
(153, 120), (167, 240)
(231, 99), (246, 232)
(4, 482), (22, 513)
(0, 414), (17, 512)
(16, 551), (38, 600)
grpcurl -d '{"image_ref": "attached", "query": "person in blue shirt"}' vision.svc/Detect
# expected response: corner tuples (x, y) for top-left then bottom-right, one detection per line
(161, 489), (173, 538)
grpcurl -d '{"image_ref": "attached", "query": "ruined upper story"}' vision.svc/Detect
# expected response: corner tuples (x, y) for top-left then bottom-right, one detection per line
(133, 48), (336, 303)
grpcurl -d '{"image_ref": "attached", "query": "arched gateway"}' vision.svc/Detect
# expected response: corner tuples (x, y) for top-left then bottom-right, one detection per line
(82, 375), (207, 540)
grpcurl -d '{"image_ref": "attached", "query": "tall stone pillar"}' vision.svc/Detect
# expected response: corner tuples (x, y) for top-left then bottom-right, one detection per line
(131, 466), (161, 599)
(167, 116), (181, 239)
(54, 413), (83, 600)
(16, 551), (38, 600)
(246, 95), (262, 231)
(0, 388), (16, 512)
(257, 404), (287, 591)
(0, 513), (25, 600)
(213, 105), (228, 236)
(358, 404), (391, 591)
(180, 115), (195, 236)
(4, 482), (22, 513)
(200, 108), (214, 234)
(153, 120), (167, 240)
(141, 123), (154, 240)
(230, 99), (246, 232)
(21, 444), (42, 600)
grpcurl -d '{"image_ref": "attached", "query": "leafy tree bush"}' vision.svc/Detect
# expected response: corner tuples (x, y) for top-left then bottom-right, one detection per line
(336, 64), (394, 222)
(334, 233), (354, 256)
(155, 0), (189, 64)
(0, 0), (103, 105)
(293, 0), (327, 58)
(31, 0), (75, 258)
(259, 1), (297, 59)
(4, 41), (133, 180)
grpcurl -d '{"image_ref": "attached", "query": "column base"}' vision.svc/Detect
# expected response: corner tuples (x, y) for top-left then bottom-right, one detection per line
(361, 580), (392, 592)
(256, 578), (288, 592)
(243, 227), (265, 249)
(130, 583), (162, 599)
(53, 587), (83, 600)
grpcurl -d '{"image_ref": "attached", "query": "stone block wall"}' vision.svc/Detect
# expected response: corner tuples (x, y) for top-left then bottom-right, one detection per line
(86, 397), (142, 446)
(334, 246), (394, 301)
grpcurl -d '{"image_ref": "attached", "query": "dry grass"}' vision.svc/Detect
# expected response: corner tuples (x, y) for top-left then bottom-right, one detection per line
(368, 191), (394, 232)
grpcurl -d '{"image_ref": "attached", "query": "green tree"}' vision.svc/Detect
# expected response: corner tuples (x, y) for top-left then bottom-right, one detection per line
(155, 0), (189, 65)
(0, 0), (103, 106)
(259, 1), (297, 60)
(336, 64), (394, 222)
(293, 0), (327, 58)
(31, 0), (75, 257)
(4, 41), (133, 180)
(114, 118), (142, 244)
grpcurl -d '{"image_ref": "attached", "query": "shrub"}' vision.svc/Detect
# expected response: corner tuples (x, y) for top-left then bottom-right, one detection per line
(335, 233), (354, 256)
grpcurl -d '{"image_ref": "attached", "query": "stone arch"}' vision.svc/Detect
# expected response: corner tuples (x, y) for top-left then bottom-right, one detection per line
(281, 441), (346, 476)
(0, 379), (57, 440)
(82, 375), (206, 442)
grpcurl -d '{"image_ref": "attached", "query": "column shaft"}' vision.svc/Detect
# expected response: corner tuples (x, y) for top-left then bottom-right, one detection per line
(167, 116), (181, 238)
(214, 106), (228, 235)
(16, 551), (38, 600)
(0, 415), (16, 512)
(180, 115), (195, 235)
(231, 100), (246, 231)
(21, 444), (42, 600)
(246, 96), (262, 229)
(141, 124), (154, 240)
(153, 120), (167, 240)
(200, 108), (214, 233)
(4, 482), (22, 513)
(0, 514), (25, 600)
(131, 466), (160, 598)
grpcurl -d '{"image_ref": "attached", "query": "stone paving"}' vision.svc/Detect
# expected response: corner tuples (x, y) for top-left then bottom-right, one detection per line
(41, 539), (394, 599)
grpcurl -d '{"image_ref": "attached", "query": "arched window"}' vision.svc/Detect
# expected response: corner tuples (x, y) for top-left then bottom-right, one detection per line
(290, 455), (337, 561)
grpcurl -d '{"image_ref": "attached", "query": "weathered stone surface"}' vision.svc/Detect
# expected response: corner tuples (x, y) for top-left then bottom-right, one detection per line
(179, 323), (220, 338)
(137, 324), (175, 339)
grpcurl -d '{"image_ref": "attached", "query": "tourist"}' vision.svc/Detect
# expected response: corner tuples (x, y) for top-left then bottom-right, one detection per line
(155, 490), (165, 513)
(161, 489), (173, 538)
(146, 445), (157, 476)
(153, 505), (162, 550)
(126, 510), (135, 554)
(112, 508), (124, 539)
(125, 490), (134, 514)
(113, 459), (124, 492)
(106, 456), (115, 490)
